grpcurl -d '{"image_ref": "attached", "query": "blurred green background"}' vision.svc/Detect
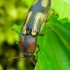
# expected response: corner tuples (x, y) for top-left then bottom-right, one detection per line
(0, 0), (70, 70)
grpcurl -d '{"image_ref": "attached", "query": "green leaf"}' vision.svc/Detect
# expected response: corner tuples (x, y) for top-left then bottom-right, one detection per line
(12, 24), (22, 41)
(12, 24), (22, 32)
(51, 0), (70, 21)
(35, 16), (70, 70)
(24, 0), (34, 8)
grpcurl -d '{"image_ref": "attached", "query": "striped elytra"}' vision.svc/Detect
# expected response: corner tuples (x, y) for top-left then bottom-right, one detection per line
(21, 0), (51, 58)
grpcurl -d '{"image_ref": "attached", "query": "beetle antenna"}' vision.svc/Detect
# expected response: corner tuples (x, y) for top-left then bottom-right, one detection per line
(28, 57), (40, 70)
(8, 56), (40, 70)
(8, 56), (25, 60)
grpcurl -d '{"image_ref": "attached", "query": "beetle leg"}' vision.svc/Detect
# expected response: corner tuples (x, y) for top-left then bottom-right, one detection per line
(45, 10), (55, 23)
(36, 44), (40, 59)
(29, 57), (40, 70)
(12, 29), (20, 34)
(38, 28), (54, 36)
(16, 40), (21, 44)
(12, 29), (21, 44)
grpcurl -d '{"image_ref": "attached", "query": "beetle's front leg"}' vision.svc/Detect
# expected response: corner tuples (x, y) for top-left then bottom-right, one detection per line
(12, 29), (20, 34)
(38, 28), (54, 36)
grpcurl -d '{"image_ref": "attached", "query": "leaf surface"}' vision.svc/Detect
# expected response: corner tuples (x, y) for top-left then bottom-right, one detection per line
(35, 16), (70, 70)
(52, 0), (70, 20)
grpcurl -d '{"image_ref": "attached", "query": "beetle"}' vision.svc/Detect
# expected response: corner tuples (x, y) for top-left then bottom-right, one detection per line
(20, 0), (51, 58)
(8, 0), (51, 69)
